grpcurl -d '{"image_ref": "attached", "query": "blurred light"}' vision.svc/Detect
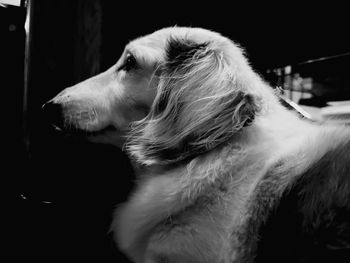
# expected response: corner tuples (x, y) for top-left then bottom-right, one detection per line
(0, 0), (21, 7)
(9, 24), (16, 32)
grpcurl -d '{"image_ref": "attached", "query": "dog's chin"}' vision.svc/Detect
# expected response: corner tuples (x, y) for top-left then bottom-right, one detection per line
(87, 126), (126, 147)
(50, 124), (125, 147)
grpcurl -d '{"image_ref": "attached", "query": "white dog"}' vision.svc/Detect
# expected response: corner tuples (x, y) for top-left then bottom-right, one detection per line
(44, 27), (350, 262)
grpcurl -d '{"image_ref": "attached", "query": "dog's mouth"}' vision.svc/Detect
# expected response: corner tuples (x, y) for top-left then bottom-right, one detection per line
(43, 109), (126, 146)
(50, 123), (119, 138)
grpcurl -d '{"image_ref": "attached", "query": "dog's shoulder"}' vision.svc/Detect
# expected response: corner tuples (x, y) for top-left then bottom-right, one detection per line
(296, 127), (350, 246)
(249, 124), (350, 262)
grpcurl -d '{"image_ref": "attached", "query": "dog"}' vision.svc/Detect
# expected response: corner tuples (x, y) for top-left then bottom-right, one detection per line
(43, 27), (350, 262)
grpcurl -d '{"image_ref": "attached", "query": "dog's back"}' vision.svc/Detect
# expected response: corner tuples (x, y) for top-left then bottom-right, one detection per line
(245, 126), (350, 262)
(115, 116), (350, 262)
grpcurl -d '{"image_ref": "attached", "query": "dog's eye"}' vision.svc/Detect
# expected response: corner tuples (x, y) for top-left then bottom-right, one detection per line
(119, 53), (138, 72)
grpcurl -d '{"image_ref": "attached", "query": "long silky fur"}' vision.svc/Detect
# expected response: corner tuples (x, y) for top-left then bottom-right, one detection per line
(126, 36), (261, 166)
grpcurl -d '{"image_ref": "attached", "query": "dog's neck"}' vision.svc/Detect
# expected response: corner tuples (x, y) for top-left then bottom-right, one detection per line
(130, 123), (275, 179)
(129, 92), (315, 178)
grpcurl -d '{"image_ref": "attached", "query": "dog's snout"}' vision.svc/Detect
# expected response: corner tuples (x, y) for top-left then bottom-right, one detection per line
(42, 101), (65, 130)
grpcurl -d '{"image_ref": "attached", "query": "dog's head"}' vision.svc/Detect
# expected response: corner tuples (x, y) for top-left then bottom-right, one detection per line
(43, 27), (263, 165)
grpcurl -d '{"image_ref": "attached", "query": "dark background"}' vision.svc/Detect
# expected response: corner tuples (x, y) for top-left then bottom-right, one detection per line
(2, 1), (349, 262)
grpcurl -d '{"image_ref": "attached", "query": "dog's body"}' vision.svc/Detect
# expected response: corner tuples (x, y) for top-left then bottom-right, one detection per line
(44, 27), (350, 262)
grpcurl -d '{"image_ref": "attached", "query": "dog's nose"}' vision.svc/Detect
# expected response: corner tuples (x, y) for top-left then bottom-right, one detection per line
(42, 101), (65, 131)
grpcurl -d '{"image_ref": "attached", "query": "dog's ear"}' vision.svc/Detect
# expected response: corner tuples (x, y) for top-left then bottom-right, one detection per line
(127, 37), (261, 165)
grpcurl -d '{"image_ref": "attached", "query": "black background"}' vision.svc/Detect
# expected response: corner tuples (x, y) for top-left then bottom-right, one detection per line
(2, 1), (349, 262)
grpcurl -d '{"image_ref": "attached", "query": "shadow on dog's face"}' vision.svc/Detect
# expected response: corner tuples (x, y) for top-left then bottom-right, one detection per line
(43, 27), (260, 162)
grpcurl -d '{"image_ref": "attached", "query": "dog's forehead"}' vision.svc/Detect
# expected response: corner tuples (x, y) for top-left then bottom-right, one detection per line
(152, 27), (222, 43)
(125, 27), (248, 73)
(125, 38), (164, 67)
(128, 27), (223, 56)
